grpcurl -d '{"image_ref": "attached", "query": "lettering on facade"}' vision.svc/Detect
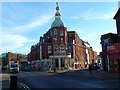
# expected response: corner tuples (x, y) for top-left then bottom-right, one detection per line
(107, 46), (115, 50)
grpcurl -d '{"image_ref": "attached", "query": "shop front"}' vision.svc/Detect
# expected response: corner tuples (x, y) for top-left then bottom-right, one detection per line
(49, 55), (72, 71)
(107, 43), (120, 73)
(109, 53), (120, 72)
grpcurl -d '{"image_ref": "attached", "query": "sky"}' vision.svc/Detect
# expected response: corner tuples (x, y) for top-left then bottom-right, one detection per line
(1, 1), (120, 55)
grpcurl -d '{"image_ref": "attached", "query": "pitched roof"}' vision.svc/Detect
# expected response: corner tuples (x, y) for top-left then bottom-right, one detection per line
(113, 8), (120, 19)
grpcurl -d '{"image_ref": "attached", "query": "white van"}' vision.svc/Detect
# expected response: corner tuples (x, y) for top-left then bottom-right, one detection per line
(9, 60), (19, 73)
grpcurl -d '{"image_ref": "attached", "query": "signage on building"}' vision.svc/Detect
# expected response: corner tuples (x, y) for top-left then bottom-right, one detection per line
(107, 46), (115, 50)
(55, 50), (66, 55)
(107, 43), (120, 54)
(104, 39), (109, 46)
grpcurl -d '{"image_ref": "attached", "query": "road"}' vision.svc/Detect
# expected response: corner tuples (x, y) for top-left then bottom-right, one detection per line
(17, 70), (120, 89)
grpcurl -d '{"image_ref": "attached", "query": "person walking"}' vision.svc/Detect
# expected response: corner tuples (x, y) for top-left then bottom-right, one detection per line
(95, 64), (98, 73)
(89, 64), (92, 74)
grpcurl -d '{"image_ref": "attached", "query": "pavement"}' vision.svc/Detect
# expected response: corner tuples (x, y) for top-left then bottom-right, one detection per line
(1, 69), (120, 89)
(1, 73), (25, 90)
(49, 68), (120, 79)
(92, 70), (120, 79)
(64, 69), (120, 80)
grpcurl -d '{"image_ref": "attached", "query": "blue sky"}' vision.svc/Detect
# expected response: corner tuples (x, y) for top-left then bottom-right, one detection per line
(1, 2), (119, 55)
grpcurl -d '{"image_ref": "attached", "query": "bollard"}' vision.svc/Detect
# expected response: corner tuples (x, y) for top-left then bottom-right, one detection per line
(10, 74), (18, 89)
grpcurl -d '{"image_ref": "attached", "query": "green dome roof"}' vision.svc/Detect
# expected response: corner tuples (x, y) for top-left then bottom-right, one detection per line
(51, 2), (64, 28)
(51, 17), (64, 28)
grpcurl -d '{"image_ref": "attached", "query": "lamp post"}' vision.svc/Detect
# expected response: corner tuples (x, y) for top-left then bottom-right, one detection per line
(53, 38), (56, 72)
(74, 43), (77, 69)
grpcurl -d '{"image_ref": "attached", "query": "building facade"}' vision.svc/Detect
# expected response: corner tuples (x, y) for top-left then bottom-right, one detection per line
(101, 4), (120, 72)
(28, 3), (97, 71)
(1, 52), (28, 71)
(106, 43), (120, 72)
(101, 33), (120, 71)
(114, 8), (120, 35)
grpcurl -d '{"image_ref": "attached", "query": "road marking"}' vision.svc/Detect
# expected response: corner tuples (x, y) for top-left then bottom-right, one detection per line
(82, 83), (104, 88)
(18, 82), (31, 90)
(43, 75), (104, 88)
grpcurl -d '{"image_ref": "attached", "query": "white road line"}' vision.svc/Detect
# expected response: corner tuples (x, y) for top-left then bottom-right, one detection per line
(82, 83), (104, 88)
(18, 82), (31, 90)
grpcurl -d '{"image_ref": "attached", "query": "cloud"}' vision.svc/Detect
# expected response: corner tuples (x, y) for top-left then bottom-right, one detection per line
(63, 16), (80, 19)
(82, 33), (98, 40)
(82, 11), (116, 20)
(81, 29), (116, 42)
(2, 3), (54, 54)
(76, 28), (117, 54)
(63, 11), (116, 20)
(3, 14), (54, 34)
(0, 32), (37, 54)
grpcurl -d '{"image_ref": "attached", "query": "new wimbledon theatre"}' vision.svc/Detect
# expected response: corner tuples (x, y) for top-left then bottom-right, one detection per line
(107, 43), (120, 72)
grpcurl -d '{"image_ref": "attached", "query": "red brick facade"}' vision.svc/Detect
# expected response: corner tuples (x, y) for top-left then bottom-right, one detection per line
(28, 29), (97, 69)
(28, 3), (97, 70)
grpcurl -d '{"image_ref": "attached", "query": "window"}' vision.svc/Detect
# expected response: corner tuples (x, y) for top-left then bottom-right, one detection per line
(61, 38), (63, 43)
(54, 28), (57, 35)
(50, 30), (52, 35)
(54, 37), (57, 43)
(54, 44), (58, 50)
(68, 46), (71, 54)
(48, 45), (52, 54)
(60, 44), (64, 50)
(60, 29), (64, 36)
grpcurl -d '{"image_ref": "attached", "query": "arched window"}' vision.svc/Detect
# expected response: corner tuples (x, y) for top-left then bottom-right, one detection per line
(61, 38), (63, 43)
(60, 44), (64, 50)
(60, 29), (64, 36)
(54, 28), (57, 35)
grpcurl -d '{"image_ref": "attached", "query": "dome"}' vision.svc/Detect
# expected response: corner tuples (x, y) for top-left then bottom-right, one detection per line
(51, 17), (64, 28)
(51, 2), (65, 28)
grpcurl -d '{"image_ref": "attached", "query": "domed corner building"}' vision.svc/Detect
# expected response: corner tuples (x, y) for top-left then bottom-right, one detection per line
(28, 2), (97, 71)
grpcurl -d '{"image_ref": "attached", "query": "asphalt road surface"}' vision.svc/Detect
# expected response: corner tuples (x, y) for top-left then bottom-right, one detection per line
(17, 70), (120, 89)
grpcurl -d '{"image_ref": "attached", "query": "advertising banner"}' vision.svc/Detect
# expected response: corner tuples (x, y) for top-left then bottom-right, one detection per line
(107, 43), (120, 54)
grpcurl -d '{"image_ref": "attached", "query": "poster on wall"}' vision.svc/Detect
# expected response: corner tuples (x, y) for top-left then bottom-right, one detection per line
(104, 39), (109, 46)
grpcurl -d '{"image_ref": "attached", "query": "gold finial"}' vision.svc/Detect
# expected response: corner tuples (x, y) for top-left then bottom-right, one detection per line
(56, 2), (58, 6)
(56, 2), (59, 11)
(55, 2), (60, 16)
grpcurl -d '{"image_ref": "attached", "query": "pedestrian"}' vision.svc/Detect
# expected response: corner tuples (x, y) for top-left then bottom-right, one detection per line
(89, 64), (92, 74)
(95, 64), (98, 73)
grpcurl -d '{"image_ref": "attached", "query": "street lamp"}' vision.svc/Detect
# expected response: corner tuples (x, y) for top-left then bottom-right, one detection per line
(53, 38), (56, 72)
